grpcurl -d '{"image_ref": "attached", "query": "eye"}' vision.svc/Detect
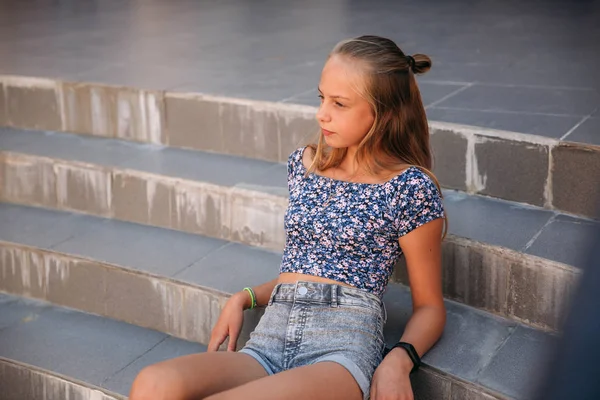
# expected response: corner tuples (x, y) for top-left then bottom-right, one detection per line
(334, 101), (345, 107)
(318, 94), (324, 102)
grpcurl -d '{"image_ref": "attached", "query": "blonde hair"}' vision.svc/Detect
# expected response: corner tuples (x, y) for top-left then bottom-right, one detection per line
(307, 35), (447, 238)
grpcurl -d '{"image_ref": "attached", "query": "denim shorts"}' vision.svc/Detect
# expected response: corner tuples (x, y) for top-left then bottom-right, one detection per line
(239, 281), (388, 399)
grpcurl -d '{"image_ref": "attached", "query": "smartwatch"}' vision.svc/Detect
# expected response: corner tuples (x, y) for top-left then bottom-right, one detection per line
(384, 342), (421, 374)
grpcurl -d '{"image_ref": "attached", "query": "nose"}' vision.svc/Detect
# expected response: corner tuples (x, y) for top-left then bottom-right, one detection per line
(316, 102), (331, 124)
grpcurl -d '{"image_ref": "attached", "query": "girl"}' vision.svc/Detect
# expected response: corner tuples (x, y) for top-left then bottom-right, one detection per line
(130, 35), (447, 400)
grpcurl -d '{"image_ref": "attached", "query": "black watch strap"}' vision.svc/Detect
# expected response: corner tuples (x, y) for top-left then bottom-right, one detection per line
(384, 342), (421, 374)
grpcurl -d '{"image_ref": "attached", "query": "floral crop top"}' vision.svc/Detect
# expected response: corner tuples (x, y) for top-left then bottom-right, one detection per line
(279, 147), (445, 297)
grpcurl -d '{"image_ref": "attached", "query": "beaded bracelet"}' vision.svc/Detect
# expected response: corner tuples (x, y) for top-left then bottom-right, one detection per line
(243, 287), (257, 310)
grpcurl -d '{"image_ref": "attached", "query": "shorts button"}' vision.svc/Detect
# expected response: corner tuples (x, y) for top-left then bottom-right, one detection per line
(298, 287), (308, 295)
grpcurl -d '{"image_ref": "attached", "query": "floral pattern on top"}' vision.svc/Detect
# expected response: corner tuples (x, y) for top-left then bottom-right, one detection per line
(280, 146), (445, 297)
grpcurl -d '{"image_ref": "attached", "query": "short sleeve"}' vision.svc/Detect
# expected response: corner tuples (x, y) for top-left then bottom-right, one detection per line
(394, 170), (445, 238)
(287, 147), (304, 193)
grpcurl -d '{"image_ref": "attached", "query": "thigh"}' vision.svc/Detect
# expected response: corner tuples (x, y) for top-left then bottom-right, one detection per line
(129, 351), (269, 400)
(205, 362), (363, 400)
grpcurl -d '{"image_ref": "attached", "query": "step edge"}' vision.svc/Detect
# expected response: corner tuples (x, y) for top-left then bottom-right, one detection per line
(422, 364), (512, 400)
(0, 73), (583, 147)
(0, 356), (126, 400)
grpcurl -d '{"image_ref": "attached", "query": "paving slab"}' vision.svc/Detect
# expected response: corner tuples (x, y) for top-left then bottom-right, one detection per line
(477, 325), (558, 399)
(425, 107), (583, 139)
(122, 146), (279, 189)
(103, 336), (206, 395)
(435, 85), (599, 117)
(0, 128), (153, 168)
(0, 294), (168, 389)
(175, 242), (282, 293)
(442, 191), (554, 252)
(0, 203), (96, 248)
(53, 219), (228, 277)
(564, 116), (600, 146)
(0, 295), (51, 331)
(419, 302), (516, 382)
(525, 214), (599, 269)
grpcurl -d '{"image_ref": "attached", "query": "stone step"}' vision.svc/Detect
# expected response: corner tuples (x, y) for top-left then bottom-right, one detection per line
(1, 127), (595, 331)
(2, 358), (125, 400)
(1, 75), (598, 219)
(0, 285), (556, 400)
(0, 293), (204, 400)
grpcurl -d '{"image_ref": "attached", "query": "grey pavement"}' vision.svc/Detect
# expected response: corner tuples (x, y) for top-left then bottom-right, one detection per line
(0, 0), (599, 143)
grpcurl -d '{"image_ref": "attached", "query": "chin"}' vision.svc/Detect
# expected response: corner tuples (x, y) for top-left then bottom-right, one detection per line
(323, 136), (356, 150)
(323, 135), (343, 148)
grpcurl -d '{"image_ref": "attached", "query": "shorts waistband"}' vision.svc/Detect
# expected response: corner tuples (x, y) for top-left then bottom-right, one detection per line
(268, 281), (383, 309)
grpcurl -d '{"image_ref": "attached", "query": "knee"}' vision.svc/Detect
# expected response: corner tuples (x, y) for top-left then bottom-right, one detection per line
(129, 364), (184, 400)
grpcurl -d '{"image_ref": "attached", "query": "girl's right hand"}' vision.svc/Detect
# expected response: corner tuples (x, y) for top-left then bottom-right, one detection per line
(207, 292), (247, 352)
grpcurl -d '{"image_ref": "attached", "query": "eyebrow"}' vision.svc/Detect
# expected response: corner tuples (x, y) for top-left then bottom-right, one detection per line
(317, 87), (351, 101)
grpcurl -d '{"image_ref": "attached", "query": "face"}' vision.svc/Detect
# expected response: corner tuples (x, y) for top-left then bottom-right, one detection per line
(316, 55), (375, 149)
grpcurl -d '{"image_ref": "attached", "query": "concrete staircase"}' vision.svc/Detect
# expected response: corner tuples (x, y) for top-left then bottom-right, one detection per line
(1, 75), (599, 400)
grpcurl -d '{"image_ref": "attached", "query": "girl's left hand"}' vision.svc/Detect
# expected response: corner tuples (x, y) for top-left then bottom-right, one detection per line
(369, 353), (414, 400)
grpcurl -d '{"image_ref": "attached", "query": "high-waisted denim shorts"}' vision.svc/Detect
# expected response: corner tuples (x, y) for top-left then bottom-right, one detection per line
(239, 281), (388, 399)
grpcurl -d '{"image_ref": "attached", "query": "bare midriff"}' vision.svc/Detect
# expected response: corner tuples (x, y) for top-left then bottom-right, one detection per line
(277, 272), (355, 288)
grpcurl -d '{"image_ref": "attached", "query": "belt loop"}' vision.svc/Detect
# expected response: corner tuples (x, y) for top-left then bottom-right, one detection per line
(331, 285), (339, 308)
(268, 284), (279, 306)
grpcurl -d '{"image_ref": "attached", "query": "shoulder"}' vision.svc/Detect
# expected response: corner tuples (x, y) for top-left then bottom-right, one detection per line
(398, 167), (442, 199)
(391, 167), (445, 217)
(287, 146), (313, 172)
(287, 146), (312, 190)
(392, 167), (445, 236)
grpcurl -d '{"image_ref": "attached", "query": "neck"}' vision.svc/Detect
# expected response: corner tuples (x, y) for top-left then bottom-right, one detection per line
(341, 145), (361, 174)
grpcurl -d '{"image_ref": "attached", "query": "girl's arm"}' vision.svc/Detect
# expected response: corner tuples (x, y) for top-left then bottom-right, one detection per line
(208, 278), (280, 351)
(390, 218), (446, 373)
(230, 278), (280, 310)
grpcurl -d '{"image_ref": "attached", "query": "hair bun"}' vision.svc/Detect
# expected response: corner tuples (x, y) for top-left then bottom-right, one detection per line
(406, 55), (416, 70)
(409, 54), (432, 74)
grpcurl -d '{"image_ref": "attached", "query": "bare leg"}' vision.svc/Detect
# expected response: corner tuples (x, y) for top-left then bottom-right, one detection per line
(205, 362), (363, 400)
(129, 351), (269, 400)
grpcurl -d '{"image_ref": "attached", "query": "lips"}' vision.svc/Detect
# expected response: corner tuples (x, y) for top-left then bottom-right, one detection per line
(322, 128), (335, 136)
